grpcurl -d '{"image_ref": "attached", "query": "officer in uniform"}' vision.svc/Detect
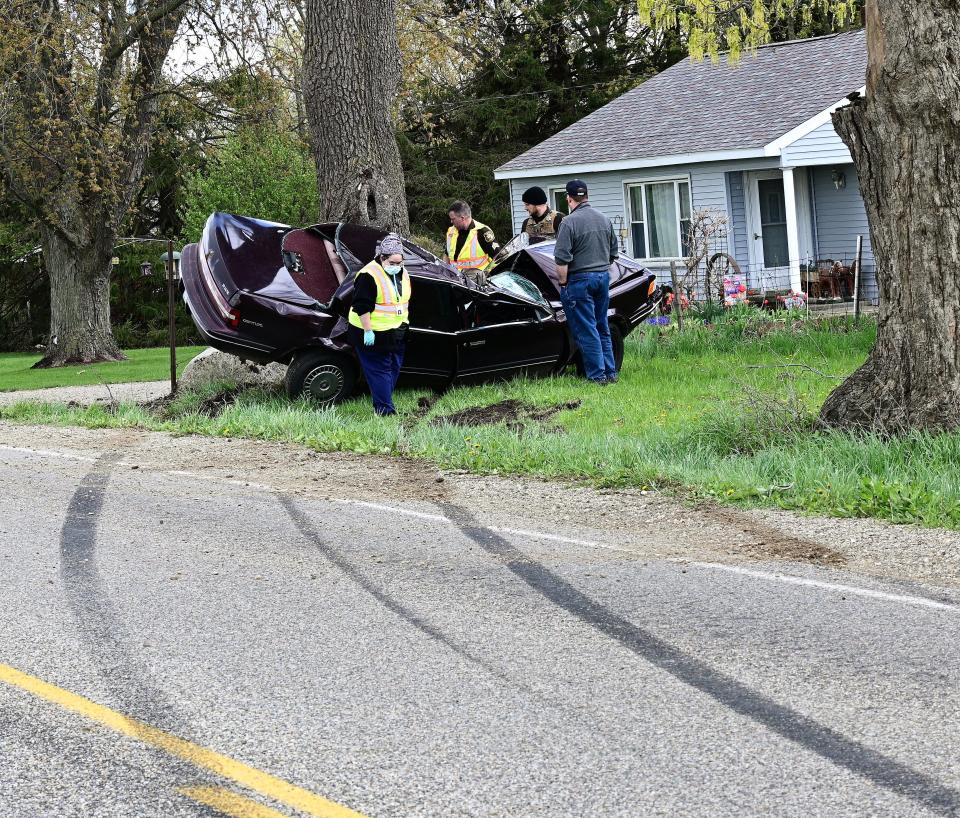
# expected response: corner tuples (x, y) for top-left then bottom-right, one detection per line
(520, 186), (563, 242)
(348, 233), (411, 416)
(445, 200), (500, 286)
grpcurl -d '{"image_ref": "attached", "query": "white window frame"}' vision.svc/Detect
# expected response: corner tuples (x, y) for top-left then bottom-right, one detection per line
(622, 176), (692, 261)
(547, 186), (568, 215)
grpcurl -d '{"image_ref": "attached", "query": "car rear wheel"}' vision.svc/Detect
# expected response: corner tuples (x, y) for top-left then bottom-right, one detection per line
(285, 350), (357, 404)
(574, 322), (625, 375)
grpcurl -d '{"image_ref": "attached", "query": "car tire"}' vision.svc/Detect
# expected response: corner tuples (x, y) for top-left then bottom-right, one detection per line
(573, 322), (625, 375)
(285, 349), (357, 404)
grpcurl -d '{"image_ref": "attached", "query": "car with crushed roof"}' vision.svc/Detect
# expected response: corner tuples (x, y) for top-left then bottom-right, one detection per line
(180, 213), (662, 404)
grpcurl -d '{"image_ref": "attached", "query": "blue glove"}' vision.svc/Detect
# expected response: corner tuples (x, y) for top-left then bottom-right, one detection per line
(363, 329), (375, 346)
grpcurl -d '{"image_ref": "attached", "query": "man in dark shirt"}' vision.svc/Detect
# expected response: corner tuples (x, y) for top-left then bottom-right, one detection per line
(554, 179), (620, 385)
(520, 186), (563, 242)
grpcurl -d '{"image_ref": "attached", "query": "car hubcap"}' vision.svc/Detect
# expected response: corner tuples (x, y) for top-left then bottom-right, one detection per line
(303, 364), (344, 402)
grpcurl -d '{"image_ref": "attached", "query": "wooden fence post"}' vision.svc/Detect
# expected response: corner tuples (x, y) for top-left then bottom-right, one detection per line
(167, 239), (177, 394)
(670, 260), (683, 331)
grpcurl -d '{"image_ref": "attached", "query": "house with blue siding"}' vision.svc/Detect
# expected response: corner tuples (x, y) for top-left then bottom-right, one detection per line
(494, 30), (871, 300)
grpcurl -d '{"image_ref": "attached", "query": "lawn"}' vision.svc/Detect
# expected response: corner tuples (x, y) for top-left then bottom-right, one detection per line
(3, 317), (960, 529)
(0, 347), (206, 391)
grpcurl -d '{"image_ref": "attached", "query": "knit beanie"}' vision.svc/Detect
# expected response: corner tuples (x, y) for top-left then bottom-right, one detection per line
(521, 186), (548, 206)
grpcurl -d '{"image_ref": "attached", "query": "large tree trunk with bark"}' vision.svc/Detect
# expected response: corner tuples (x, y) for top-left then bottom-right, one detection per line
(34, 226), (123, 367)
(301, 0), (409, 232)
(2, 0), (187, 367)
(819, 0), (960, 432)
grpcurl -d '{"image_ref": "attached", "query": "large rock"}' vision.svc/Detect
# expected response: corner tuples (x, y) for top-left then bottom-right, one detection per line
(179, 348), (287, 391)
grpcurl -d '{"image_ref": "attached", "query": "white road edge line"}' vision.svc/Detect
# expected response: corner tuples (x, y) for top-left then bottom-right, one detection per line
(3, 443), (958, 613)
(0, 444), (95, 463)
(686, 561), (960, 613)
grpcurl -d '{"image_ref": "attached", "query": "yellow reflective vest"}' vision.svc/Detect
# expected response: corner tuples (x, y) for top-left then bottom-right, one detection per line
(348, 260), (411, 332)
(446, 221), (494, 274)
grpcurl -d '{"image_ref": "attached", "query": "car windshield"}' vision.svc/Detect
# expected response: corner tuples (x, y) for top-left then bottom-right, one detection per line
(489, 271), (549, 308)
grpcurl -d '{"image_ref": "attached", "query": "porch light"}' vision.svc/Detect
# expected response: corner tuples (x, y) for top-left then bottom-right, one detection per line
(832, 168), (846, 190)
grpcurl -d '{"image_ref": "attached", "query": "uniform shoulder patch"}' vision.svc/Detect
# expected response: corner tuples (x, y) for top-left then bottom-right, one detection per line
(482, 229), (495, 241)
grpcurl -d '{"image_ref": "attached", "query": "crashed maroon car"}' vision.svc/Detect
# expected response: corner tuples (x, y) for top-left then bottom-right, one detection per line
(180, 212), (661, 403)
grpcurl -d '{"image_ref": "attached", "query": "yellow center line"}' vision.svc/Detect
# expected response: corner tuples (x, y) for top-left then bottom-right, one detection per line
(181, 785), (293, 818)
(0, 663), (370, 818)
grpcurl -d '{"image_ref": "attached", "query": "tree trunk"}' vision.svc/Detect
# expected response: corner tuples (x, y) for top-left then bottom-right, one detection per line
(819, 0), (960, 432)
(32, 226), (124, 367)
(301, 0), (409, 232)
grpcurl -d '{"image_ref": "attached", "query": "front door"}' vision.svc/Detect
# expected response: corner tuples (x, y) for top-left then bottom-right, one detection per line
(745, 171), (789, 291)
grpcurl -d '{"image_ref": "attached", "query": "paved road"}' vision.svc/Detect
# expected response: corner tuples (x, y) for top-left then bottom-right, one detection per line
(1, 441), (958, 818)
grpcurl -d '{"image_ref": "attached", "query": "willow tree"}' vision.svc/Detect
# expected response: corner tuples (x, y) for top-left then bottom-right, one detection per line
(301, 0), (408, 232)
(0, 0), (191, 366)
(640, 0), (960, 433)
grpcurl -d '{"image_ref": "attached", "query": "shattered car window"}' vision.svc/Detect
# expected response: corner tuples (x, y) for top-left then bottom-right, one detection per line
(489, 271), (550, 309)
(495, 232), (530, 261)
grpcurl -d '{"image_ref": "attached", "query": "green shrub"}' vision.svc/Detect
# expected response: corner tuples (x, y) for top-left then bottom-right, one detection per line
(180, 127), (320, 241)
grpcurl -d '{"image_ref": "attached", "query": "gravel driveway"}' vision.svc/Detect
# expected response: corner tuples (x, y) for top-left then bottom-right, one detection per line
(0, 380), (171, 407)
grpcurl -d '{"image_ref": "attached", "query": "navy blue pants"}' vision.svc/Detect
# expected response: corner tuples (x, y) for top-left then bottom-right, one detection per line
(356, 345), (405, 415)
(559, 270), (616, 382)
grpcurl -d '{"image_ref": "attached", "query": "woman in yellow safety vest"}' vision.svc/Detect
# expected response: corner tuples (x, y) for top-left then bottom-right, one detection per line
(347, 233), (412, 416)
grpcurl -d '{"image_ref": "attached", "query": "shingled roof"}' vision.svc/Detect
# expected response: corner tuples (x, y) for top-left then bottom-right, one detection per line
(495, 29), (867, 176)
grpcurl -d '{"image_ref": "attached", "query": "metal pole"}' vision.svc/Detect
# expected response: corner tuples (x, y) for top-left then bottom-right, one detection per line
(670, 260), (683, 331)
(167, 239), (177, 394)
(853, 234), (863, 321)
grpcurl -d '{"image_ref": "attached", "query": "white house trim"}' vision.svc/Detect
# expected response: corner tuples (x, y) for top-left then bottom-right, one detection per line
(782, 167), (802, 293)
(764, 86), (866, 156)
(493, 148), (767, 180)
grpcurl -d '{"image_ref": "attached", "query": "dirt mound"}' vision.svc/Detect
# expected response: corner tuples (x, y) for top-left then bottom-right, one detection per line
(141, 387), (245, 419)
(436, 399), (581, 430)
(706, 506), (847, 566)
(195, 388), (245, 417)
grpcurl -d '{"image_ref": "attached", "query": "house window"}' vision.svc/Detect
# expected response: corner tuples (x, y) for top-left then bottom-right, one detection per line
(626, 180), (692, 259)
(548, 187), (567, 214)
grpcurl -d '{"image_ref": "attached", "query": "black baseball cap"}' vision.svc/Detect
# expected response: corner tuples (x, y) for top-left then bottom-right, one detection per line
(565, 179), (588, 197)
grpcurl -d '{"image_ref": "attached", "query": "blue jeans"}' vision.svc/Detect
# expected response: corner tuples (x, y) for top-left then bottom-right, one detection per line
(560, 271), (616, 382)
(356, 345), (405, 415)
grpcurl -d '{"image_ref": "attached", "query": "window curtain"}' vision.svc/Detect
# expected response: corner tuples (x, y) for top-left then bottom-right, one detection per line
(645, 183), (679, 258)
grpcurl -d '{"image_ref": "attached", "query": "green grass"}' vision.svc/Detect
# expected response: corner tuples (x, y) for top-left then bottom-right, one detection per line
(0, 347), (206, 391)
(4, 318), (960, 529)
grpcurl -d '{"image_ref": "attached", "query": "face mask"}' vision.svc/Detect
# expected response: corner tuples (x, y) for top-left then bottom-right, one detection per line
(384, 264), (402, 276)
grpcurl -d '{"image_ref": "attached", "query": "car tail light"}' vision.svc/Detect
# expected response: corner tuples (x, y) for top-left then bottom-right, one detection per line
(198, 243), (236, 325)
(647, 279), (656, 296)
